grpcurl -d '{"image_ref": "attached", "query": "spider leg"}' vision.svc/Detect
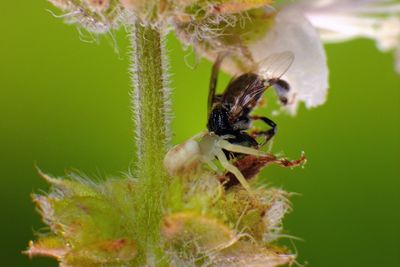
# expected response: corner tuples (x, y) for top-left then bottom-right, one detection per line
(190, 131), (208, 141)
(215, 149), (251, 192)
(218, 139), (264, 156)
(201, 156), (222, 174)
(250, 115), (277, 146)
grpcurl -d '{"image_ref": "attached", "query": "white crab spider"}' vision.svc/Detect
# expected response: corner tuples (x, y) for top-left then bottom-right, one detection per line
(164, 131), (266, 192)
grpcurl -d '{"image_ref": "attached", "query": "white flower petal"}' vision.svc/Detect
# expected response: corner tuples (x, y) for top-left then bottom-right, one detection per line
(294, 0), (400, 73)
(248, 8), (329, 114)
(375, 16), (400, 51)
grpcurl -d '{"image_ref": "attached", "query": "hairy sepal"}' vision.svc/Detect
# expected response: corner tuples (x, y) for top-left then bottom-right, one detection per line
(27, 173), (138, 266)
(163, 166), (297, 266)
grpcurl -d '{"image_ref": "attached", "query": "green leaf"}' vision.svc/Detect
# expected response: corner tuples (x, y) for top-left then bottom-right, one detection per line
(162, 212), (238, 252)
(65, 238), (137, 265)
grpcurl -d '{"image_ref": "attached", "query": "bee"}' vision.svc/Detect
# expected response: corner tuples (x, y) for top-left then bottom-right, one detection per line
(164, 51), (294, 192)
(207, 51), (294, 147)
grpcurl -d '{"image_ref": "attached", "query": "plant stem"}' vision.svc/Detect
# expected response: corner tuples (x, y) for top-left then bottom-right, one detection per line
(131, 21), (170, 265)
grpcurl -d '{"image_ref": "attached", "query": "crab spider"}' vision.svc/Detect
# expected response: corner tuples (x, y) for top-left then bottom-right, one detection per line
(163, 131), (266, 192)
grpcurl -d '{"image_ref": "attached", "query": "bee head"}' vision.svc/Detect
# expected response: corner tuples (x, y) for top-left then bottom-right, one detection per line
(271, 79), (290, 105)
(207, 106), (233, 135)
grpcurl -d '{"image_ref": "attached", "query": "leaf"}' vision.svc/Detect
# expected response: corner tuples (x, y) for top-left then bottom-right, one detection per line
(31, 174), (140, 265)
(213, 241), (295, 267)
(64, 238), (137, 265)
(34, 192), (133, 246)
(39, 170), (98, 198)
(161, 212), (238, 252)
(51, 196), (125, 246)
(25, 236), (68, 259)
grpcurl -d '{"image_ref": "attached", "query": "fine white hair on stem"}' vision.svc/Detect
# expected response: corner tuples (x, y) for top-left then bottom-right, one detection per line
(129, 21), (141, 158)
(130, 28), (170, 157)
(161, 29), (173, 147)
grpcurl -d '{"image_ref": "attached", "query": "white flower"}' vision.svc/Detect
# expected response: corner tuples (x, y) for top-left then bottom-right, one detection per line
(249, 0), (400, 113)
(247, 7), (329, 114)
(174, 1), (399, 115)
(296, 0), (400, 70)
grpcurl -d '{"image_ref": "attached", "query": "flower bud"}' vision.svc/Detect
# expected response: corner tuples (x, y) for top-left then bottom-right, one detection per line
(48, 0), (123, 33)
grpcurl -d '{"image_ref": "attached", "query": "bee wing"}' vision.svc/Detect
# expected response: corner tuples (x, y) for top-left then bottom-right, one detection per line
(230, 75), (267, 118)
(257, 51), (295, 81)
(229, 52), (294, 117)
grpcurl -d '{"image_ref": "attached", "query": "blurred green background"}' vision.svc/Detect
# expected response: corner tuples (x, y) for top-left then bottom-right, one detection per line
(1, 1), (399, 267)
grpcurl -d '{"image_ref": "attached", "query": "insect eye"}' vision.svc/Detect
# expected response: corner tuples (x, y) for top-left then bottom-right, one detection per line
(274, 79), (290, 92)
(279, 96), (288, 105)
(270, 79), (291, 106)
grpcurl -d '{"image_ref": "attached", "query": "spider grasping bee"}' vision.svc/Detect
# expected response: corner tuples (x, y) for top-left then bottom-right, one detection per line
(164, 51), (294, 192)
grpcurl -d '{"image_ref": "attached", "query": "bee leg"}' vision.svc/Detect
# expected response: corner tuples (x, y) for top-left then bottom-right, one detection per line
(215, 149), (252, 192)
(238, 132), (259, 148)
(250, 115), (277, 146)
(208, 53), (225, 115)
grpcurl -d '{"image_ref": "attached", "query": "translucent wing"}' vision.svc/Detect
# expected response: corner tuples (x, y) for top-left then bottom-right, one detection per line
(229, 74), (267, 118)
(257, 51), (295, 81)
(229, 52), (294, 118)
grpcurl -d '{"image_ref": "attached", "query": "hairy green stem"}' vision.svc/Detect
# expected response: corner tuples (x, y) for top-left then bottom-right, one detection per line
(131, 22), (170, 265)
